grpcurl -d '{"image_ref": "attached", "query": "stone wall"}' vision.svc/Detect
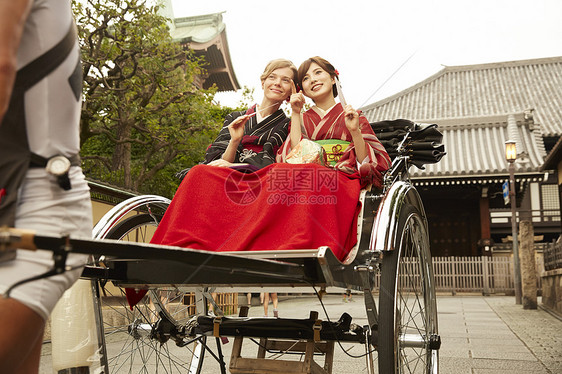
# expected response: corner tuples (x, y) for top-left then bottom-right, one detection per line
(541, 268), (562, 316)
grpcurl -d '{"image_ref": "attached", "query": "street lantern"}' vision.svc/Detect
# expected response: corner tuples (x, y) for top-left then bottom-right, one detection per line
(505, 140), (517, 163)
(505, 139), (522, 305)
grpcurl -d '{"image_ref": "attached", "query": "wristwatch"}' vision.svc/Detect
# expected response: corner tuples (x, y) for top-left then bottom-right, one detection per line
(46, 156), (72, 190)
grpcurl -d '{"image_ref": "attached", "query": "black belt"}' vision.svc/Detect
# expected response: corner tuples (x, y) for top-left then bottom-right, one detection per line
(29, 153), (81, 190)
(29, 153), (81, 168)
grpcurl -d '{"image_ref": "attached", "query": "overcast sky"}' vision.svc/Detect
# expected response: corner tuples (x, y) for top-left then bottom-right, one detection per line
(170, 0), (562, 109)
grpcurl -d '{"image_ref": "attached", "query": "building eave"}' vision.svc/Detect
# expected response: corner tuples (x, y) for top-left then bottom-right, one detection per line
(407, 112), (546, 179)
(541, 135), (562, 170)
(169, 11), (240, 92)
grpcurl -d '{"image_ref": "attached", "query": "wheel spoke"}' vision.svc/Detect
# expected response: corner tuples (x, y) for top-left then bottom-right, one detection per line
(379, 206), (439, 373)
(93, 213), (206, 373)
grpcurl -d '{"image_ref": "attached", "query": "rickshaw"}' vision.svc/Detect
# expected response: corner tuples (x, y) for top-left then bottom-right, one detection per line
(2, 120), (444, 373)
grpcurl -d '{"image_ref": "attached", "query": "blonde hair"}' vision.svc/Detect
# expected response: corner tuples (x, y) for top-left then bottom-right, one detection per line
(260, 59), (298, 82)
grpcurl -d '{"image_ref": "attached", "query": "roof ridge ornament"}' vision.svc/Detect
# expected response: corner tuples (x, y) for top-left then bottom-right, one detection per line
(524, 109), (534, 123)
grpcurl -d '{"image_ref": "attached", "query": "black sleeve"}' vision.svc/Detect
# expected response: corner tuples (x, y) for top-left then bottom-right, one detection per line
(203, 110), (246, 164)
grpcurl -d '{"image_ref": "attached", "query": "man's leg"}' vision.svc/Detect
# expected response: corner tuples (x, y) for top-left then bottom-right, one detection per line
(209, 292), (218, 314)
(15, 317), (44, 374)
(271, 293), (279, 317)
(263, 293), (269, 316)
(0, 170), (92, 372)
(0, 297), (45, 373)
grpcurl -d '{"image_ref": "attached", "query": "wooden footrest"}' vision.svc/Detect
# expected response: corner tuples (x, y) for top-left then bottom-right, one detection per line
(227, 308), (335, 374)
(230, 337), (334, 374)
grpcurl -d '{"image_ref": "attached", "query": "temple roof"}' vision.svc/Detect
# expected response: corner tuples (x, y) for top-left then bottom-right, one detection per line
(542, 135), (562, 171)
(168, 12), (240, 91)
(361, 57), (562, 138)
(409, 112), (546, 182)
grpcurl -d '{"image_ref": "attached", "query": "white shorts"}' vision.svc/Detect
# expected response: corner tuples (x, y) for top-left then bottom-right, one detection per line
(0, 167), (92, 321)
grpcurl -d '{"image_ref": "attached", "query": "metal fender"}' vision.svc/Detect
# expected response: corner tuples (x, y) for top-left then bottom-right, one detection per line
(92, 195), (171, 239)
(369, 181), (427, 252)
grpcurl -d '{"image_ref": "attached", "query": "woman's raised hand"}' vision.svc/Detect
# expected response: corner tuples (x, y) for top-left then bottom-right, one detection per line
(289, 80), (305, 114)
(288, 80), (305, 149)
(228, 114), (251, 142)
(343, 104), (360, 133)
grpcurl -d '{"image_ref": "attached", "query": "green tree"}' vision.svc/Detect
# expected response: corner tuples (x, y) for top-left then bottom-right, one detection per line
(73, 0), (230, 197)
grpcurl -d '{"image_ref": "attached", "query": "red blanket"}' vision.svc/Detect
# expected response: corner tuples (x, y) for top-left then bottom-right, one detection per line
(152, 163), (361, 258)
(126, 163), (362, 308)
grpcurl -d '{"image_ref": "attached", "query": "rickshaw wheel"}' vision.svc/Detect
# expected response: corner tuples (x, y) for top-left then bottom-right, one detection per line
(378, 205), (439, 373)
(94, 213), (207, 374)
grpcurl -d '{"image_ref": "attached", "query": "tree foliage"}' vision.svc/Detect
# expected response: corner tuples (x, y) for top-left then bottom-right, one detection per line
(73, 0), (235, 197)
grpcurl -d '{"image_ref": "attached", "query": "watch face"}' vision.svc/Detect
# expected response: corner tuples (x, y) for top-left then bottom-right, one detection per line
(46, 156), (71, 176)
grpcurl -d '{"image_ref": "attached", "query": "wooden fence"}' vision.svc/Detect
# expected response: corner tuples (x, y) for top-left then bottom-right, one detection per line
(367, 256), (521, 294)
(544, 240), (562, 271)
(432, 256), (515, 294)
(430, 256), (547, 294)
(182, 292), (239, 315)
(364, 256), (543, 294)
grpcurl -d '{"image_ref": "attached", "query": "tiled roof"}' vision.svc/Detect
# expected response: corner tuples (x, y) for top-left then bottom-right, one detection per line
(541, 135), (562, 171)
(409, 112), (546, 181)
(361, 57), (562, 138)
(172, 13), (225, 45)
(169, 12), (240, 91)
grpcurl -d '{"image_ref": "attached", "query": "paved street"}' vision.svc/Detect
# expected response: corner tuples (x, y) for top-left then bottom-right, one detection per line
(39, 295), (562, 373)
(437, 296), (561, 373)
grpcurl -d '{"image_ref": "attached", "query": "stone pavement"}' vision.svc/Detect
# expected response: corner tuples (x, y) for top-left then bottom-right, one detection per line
(39, 295), (562, 373)
(437, 296), (562, 373)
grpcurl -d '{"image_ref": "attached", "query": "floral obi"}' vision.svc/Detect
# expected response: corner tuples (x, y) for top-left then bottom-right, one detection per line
(313, 139), (351, 166)
(286, 139), (327, 166)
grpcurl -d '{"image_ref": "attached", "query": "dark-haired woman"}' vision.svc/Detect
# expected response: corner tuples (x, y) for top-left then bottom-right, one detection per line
(278, 56), (390, 188)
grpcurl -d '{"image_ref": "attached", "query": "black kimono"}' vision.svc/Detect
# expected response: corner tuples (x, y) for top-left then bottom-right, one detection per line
(204, 104), (289, 169)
